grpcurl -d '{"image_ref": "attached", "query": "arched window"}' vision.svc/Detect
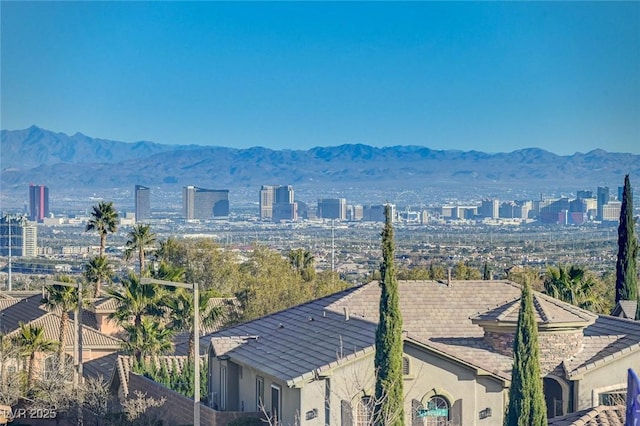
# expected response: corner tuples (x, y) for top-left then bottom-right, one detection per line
(424, 395), (450, 426)
(43, 355), (56, 381)
(356, 396), (373, 426)
(42, 354), (73, 381)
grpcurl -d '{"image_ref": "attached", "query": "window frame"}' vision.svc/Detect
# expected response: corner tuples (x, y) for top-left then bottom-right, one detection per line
(271, 384), (282, 424)
(256, 376), (264, 411)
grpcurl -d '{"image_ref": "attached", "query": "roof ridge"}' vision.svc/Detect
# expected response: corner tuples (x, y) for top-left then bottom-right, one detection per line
(532, 295), (550, 323)
(494, 298), (521, 322)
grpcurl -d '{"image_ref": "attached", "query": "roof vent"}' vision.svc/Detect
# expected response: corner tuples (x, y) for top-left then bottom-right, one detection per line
(344, 307), (350, 321)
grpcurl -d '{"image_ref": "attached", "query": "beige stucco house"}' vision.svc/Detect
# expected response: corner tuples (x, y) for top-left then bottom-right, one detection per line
(207, 280), (639, 425)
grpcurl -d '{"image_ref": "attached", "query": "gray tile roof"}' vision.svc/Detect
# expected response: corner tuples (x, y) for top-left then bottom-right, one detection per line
(209, 280), (640, 387)
(210, 288), (376, 386)
(83, 352), (120, 381)
(0, 293), (49, 334)
(547, 405), (625, 426)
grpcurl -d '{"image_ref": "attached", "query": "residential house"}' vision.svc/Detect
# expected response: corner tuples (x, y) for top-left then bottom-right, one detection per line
(207, 280), (640, 425)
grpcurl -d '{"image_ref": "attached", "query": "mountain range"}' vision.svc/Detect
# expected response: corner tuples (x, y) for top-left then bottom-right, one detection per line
(2, 125), (638, 208)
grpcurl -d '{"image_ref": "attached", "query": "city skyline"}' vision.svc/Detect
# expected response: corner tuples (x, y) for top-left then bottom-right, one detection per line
(2, 2), (639, 155)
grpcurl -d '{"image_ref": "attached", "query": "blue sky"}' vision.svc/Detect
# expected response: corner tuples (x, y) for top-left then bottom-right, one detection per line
(1, 1), (639, 155)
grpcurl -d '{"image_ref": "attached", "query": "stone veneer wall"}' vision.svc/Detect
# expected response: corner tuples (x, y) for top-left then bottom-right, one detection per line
(484, 328), (584, 374)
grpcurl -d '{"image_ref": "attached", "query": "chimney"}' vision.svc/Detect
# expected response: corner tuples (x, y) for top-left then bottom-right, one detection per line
(344, 307), (350, 321)
(447, 267), (452, 286)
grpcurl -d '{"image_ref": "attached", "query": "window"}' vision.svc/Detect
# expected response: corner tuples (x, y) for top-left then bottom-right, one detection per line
(402, 356), (411, 375)
(43, 355), (56, 381)
(356, 396), (373, 426)
(256, 376), (264, 411)
(341, 400), (353, 426)
(271, 384), (281, 424)
(43, 354), (73, 381)
(220, 365), (227, 410)
(424, 396), (450, 426)
(599, 390), (625, 406)
(324, 378), (331, 425)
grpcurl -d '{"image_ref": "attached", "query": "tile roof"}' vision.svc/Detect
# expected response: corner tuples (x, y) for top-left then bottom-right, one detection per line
(210, 289), (376, 386)
(5, 311), (122, 349)
(83, 352), (120, 381)
(0, 294), (49, 334)
(0, 291), (41, 300)
(90, 297), (120, 313)
(547, 405), (625, 426)
(0, 299), (18, 311)
(611, 300), (637, 319)
(563, 315), (640, 378)
(470, 293), (596, 328)
(209, 280), (640, 387)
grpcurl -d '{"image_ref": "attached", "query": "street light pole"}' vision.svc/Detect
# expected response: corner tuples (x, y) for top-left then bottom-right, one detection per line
(140, 278), (200, 426)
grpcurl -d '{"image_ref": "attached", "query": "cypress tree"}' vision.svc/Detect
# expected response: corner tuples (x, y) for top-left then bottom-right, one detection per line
(504, 280), (547, 426)
(483, 262), (491, 280)
(615, 174), (638, 306)
(373, 205), (404, 426)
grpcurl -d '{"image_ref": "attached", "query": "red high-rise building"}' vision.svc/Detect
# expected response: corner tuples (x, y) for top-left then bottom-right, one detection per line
(29, 184), (49, 222)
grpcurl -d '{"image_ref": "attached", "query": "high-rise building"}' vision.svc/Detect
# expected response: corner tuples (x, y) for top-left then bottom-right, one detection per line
(135, 185), (151, 222)
(28, 184), (49, 222)
(317, 198), (347, 220)
(576, 190), (593, 200)
(363, 204), (396, 222)
(597, 186), (610, 221)
(183, 186), (229, 220)
(479, 199), (499, 219)
(259, 185), (296, 221)
(347, 205), (363, 221)
(602, 201), (622, 222)
(0, 216), (37, 257)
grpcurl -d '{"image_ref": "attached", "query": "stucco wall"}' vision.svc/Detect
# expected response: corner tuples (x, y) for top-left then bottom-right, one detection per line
(573, 352), (640, 410)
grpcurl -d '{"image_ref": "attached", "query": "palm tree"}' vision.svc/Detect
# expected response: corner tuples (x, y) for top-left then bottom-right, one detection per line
(165, 287), (221, 361)
(13, 323), (58, 390)
(152, 261), (186, 282)
(107, 272), (163, 329)
(124, 224), (157, 277)
(42, 276), (79, 362)
(288, 248), (316, 282)
(85, 201), (118, 257)
(84, 255), (114, 297)
(122, 317), (174, 364)
(544, 265), (606, 312)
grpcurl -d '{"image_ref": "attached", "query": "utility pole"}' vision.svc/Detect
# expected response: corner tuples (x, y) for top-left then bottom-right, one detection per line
(8, 216), (12, 292)
(141, 278), (200, 426)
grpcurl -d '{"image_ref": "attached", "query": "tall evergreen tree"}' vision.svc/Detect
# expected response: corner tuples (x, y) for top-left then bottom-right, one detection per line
(615, 174), (638, 307)
(373, 205), (404, 426)
(504, 280), (547, 426)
